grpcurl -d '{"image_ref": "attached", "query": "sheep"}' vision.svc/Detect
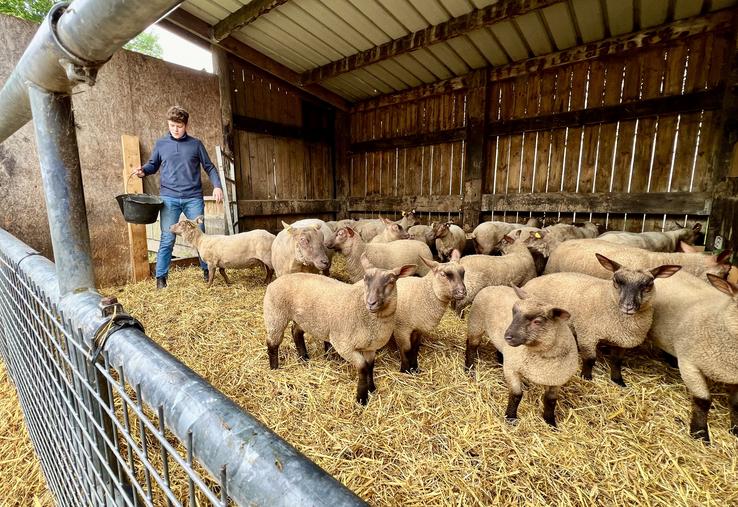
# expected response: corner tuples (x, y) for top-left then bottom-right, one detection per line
(327, 227), (432, 282)
(263, 255), (416, 405)
(598, 223), (702, 252)
(408, 224), (436, 248)
(169, 216), (276, 286)
(351, 211), (417, 242)
(291, 218), (335, 247)
(397, 209), (417, 230)
(545, 239), (731, 282)
(544, 222), (599, 243)
(326, 218), (356, 232)
(434, 222), (466, 261)
(525, 217), (542, 228)
(271, 221), (330, 278)
(370, 218), (410, 243)
(466, 285), (577, 427)
(525, 254), (681, 385)
(470, 221), (518, 254)
(648, 272), (738, 442)
(453, 236), (537, 314)
(393, 250), (466, 373)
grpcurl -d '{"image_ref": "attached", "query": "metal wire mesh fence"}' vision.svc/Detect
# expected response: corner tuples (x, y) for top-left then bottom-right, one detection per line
(0, 229), (366, 507)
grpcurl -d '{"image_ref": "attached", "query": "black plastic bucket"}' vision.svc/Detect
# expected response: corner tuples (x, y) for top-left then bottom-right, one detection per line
(115, 193), (164, 224)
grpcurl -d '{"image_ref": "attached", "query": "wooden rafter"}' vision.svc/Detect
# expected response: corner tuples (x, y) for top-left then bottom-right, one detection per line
(162, 8), (349, 111)
(300, 0), (563, 85)
(212, 0), (289, 42)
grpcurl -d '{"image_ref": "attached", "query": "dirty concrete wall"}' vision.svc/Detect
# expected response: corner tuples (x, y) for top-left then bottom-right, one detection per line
(0, 14), (222, 287)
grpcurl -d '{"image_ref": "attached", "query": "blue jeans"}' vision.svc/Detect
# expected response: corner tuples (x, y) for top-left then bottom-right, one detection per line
(155, 196), (207, 278)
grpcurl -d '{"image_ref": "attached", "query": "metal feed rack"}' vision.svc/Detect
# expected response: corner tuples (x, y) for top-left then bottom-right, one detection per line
(0, 0), (366, 505)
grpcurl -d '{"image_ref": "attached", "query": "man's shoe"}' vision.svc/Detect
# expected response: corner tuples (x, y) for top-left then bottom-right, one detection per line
(203, 269), (209, 282)
(156, 276), (167, 289)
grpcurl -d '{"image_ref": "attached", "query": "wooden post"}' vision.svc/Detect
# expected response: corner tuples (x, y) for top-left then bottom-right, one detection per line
(462, 69), (488, 232)
(334, 110), (351, 220)
(707, 21), (738, 251)
(120, 135), (150, 282)
(211, 45), (235, 158)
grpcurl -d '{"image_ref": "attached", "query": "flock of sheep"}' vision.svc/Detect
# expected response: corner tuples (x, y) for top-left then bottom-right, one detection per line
(169, 210), (736, 443)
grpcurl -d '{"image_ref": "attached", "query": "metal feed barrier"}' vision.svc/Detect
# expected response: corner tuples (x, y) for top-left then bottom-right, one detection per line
(0, 228), (365, 507)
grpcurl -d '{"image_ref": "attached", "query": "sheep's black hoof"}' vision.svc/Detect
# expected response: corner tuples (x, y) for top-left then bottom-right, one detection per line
(690, 429), (710, 444)
(730, 425), (738, 437)
(356, 395), (369, 406)
(612, 378), (627, 388)
(505, 417), (519, 426)
(581, 372), (593, 381)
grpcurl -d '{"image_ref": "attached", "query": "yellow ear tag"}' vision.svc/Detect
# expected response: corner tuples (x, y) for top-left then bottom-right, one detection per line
(534, 232), (542, 239)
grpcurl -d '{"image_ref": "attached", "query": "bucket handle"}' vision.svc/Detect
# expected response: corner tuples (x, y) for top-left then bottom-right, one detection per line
(126, 170), (140, 195)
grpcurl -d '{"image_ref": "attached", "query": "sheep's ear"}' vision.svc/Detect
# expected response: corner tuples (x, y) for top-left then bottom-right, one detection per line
(195, 215), (204, 224)
(282, 221), (291, 230)
(651, 264), (681, 278)
(678, 241), (699, 253)
(345, 226), (356, 237)
(401, 210), (407, 217)
(551, 308), (570, 321)
(707, 274), (737, 296)
(411, 208), (416, 214)
(419, 256), (438, 270)
(693, 223), (702, 232)
(596, 253), (621, 273)
(450, 249), (461, 262)
(360, 253), (374, 271)
(510, 229), (522, 239)
(502, 235), (514, 244)
(394, 264), (417, 278)
(512, 285), (529, 300)
(716, 250), (733, 265)
(311, 223), (321, 231)
(381, 217), (393, 225)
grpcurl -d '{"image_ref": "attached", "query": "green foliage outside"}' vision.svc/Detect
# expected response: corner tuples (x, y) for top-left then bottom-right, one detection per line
(1, 0), (163, 58)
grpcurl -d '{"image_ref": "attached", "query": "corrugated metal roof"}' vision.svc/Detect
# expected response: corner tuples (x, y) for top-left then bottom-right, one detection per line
(180, 0), (737, 102)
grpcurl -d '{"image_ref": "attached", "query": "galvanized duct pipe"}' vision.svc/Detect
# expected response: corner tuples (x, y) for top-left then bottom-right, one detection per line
(0, 0), (184, 143)
(0, 228), (367, 506)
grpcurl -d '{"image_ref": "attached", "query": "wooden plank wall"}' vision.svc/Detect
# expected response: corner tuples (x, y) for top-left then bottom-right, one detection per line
(484, 30), (727, 232)
(348, 29), (731, 238)
(350, 89), (467, 223)
(230, 57), (334, 231)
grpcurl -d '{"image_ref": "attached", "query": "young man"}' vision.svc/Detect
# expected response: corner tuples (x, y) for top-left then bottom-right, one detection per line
(134, 106), (223, 289)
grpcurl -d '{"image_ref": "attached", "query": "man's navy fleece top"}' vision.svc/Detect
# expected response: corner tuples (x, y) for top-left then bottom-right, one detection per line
(141, 133), (222, 198)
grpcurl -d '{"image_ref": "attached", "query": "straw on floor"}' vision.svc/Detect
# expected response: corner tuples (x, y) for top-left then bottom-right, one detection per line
(2, 256), (737, 505)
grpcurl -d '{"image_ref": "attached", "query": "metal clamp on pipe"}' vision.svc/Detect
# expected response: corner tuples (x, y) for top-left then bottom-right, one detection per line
(47, 3), (109, 87)
(90, 296), (144, 362)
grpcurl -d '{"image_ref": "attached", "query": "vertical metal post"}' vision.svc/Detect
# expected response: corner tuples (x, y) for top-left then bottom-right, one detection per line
(27, 85), (95, 296)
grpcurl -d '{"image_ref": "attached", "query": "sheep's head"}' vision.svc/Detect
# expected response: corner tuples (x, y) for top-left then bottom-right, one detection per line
(702, 249), (732, 280)
(360, 254), (415, 314)
(325, 226), (358, 253)
(284, 221), (330, 271)
(381, 218), (409, 240)
(596, 253), (681, 315)
(169, 216), (204, 241)
(401, 209), (417, 227)
(420, 249), (466, 302)
(504, 287), (571, 347)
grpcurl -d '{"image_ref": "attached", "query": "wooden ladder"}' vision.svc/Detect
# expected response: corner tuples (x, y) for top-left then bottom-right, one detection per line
(216, 145), (239, 235)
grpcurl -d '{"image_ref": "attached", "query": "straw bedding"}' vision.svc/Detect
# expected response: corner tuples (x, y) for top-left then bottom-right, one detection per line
(2, 256), (738, 505)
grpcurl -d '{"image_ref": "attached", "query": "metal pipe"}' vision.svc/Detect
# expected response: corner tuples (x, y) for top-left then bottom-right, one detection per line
(0, 229), (367, 506)
(0, 0), (183, 143)
(28, 85), (95, 296)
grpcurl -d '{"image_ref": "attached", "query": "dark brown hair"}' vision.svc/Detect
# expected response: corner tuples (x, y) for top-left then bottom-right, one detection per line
(167, 105), (189, 125)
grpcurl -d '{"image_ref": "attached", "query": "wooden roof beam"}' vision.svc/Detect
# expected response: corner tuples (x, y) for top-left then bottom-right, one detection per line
(301, 0), (563, 85)
(212, 0), (289, 42)
(162, 8), (349, 111)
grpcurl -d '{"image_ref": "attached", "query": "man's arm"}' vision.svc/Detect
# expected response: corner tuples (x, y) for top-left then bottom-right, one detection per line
(198, 141), (223, 203)
(134, 143), (161, 177)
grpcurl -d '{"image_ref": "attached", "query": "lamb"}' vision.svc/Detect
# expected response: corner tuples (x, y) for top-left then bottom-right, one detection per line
(470, 221), (518, 254)
(327, 227), (432, 282)
(525, 254), (681, 385)
(648, 272), (738, 442)
(271, 221), (330, 278)
(264, 255), (416, 405)
(370, 218), (410, 243)
(434, 222), (467, 261)
(408, 224), (436, 248)
(393, 250), (466, 373)
(291, 218), (335, 248)
(397, 209), (417, 230)
(545, 239), (731, 282)
(598, 223), (702, 251)
(544, 222), (599, 243)
(453, 236), (537, 313)
(466, 285), (577, 427)
(351, 211), (417, 242)
(169, 216), (276, 286)
(326, 218), (356, 232)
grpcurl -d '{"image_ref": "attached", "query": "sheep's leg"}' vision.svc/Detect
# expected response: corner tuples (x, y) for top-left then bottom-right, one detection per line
(679, 360), (712, 442)
(219, 268), (231, 285)
(265, 322), (287, 370)
(465, 331), (483, 370)
(729, 385), (738, 437)
(291, 323), (309, 361)
(207, 266), (216, 288)
(608, 346), (627, 387)
(495, 350), (504, 365)
(580, 344), (597, 380)
(504, 370), (523, 423)
(263, 264), (274, 284)
(409, 330), (422, 372)
(395, 330), (414, 374)
(542, 386), (560, 427)
(352, 353), (372, 406)
(364, 351), (377, 393)
(324, 341), (333, 353)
